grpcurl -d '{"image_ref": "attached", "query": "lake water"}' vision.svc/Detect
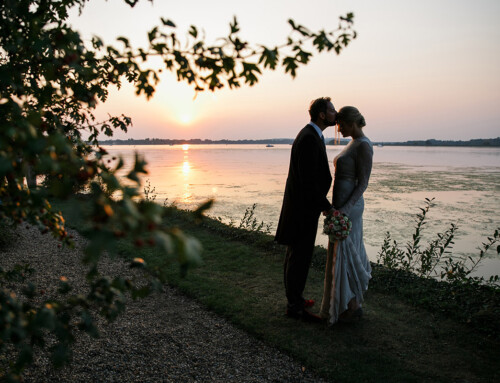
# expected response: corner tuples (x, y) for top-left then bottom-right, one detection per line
(102, 144), (500, 278)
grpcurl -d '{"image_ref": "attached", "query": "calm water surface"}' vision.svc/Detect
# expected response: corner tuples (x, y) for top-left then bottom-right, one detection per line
(103, 144), (500, 277)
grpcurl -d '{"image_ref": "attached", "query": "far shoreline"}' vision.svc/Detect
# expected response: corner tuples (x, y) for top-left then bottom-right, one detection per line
(100, 137), (500, 147)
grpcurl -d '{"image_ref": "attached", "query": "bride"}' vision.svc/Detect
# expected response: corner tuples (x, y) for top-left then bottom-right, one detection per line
(319, 106), (373, 324)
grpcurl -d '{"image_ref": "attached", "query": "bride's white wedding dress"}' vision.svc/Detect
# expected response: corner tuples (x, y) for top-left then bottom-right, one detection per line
(320, 136), (373, 324)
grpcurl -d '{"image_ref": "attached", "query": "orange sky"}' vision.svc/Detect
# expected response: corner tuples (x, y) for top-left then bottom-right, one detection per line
(69, 0), (500, 142)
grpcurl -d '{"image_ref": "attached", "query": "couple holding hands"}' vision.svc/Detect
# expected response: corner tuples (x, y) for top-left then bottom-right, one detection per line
(275, 97), (373, 325)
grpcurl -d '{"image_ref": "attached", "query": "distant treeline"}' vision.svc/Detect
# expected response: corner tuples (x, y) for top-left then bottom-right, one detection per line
(101, 137), (500, 147)
(374, 137), (500, 147)
(102, 138), (295, 145)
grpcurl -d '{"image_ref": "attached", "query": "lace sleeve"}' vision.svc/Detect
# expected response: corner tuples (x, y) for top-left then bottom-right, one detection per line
(338, 140), (373, 215)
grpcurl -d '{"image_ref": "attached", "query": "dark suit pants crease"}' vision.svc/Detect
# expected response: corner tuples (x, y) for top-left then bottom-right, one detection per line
(283, 223), (318, 313)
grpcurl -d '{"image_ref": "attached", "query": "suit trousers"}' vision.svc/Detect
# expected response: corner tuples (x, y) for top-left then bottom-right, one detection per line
(283, 219), (319, 312)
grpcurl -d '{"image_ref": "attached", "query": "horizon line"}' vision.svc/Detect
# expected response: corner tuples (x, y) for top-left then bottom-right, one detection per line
(100, 137), (500, 143)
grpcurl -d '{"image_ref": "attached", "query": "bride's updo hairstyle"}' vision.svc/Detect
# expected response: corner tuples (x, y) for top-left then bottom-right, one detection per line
(337, 106), (366, 128)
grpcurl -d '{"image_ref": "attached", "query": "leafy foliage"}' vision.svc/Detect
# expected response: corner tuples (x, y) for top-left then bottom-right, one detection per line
(237, 203), (272, 234)
(377, 198), (500, 287)
(195, 204), (276, 249)
(375, 199), (500, 338)
(0, 0), (356, 379)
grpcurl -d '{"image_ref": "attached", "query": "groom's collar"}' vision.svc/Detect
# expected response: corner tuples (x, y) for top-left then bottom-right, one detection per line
(308, 121), (324, 140)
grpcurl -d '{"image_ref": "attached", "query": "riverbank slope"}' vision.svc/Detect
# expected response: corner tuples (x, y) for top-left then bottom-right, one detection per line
(2, 199), (499, 382)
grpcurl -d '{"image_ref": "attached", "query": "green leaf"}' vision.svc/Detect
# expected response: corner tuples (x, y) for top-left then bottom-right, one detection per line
(258, 47), (278, 70)
(148, 27), (158, 42)
(58, 278), (72, 294)
(15, 345), (33, 370)
(283, 57), (298, 77)
(51, 344), (71, 368)
(238, 62), (260, 86)
(194, 199), (214, 217)
(78, 310), (100, 338)
(154, 231), (174, 254)
(189, 25), (198, 38)
(182, 236), (203, 265)
(288, 19), (310, 36)
(230, 16), (240, 34)
(37, 305), (57, 330)
(84, 231), (116, 263)
(23, 282), (37, 298)
(117, 37), (130, 47)
(161, 18), (176, 27)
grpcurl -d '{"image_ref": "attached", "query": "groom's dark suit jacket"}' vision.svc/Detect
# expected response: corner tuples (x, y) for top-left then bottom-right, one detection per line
(275, 124), (332, 245)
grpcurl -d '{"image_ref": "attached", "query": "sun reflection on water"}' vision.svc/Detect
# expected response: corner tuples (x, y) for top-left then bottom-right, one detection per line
(179, 145), (192, 203)
(181, 185), (192, 203)
(182, 160), (190, 176)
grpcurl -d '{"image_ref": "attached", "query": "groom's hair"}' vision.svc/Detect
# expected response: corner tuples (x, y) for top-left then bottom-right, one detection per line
(309, 97), (332, 122)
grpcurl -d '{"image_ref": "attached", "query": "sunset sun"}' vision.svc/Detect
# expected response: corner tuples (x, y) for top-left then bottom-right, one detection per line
(179, 113), (194, 125)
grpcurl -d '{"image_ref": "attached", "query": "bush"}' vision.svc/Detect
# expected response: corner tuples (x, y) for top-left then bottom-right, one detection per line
(377, 198), (500, 287)
(375, 198), (500, 338)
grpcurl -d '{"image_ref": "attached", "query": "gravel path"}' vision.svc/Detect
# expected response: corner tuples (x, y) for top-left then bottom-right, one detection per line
(1, 226), (327, 382)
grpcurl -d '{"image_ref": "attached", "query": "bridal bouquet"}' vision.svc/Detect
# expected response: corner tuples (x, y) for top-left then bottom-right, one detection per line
(323, 210), (352, 242)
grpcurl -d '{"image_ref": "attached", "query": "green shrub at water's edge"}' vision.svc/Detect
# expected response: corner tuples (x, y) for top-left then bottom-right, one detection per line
(375, 198), (500, 338)
(377, 198), (500, 288)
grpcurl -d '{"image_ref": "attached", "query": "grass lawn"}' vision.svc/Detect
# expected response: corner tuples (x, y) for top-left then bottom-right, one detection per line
(58, 198), (499, 383)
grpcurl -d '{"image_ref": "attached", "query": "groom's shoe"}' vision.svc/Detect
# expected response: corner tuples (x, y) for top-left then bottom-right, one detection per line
(300, 309), (323, 323)
(286, 309), (323, 323)
(304, 299), (315, 308)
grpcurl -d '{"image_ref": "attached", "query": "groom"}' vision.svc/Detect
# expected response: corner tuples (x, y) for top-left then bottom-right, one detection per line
(275, 97), (337, 322)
